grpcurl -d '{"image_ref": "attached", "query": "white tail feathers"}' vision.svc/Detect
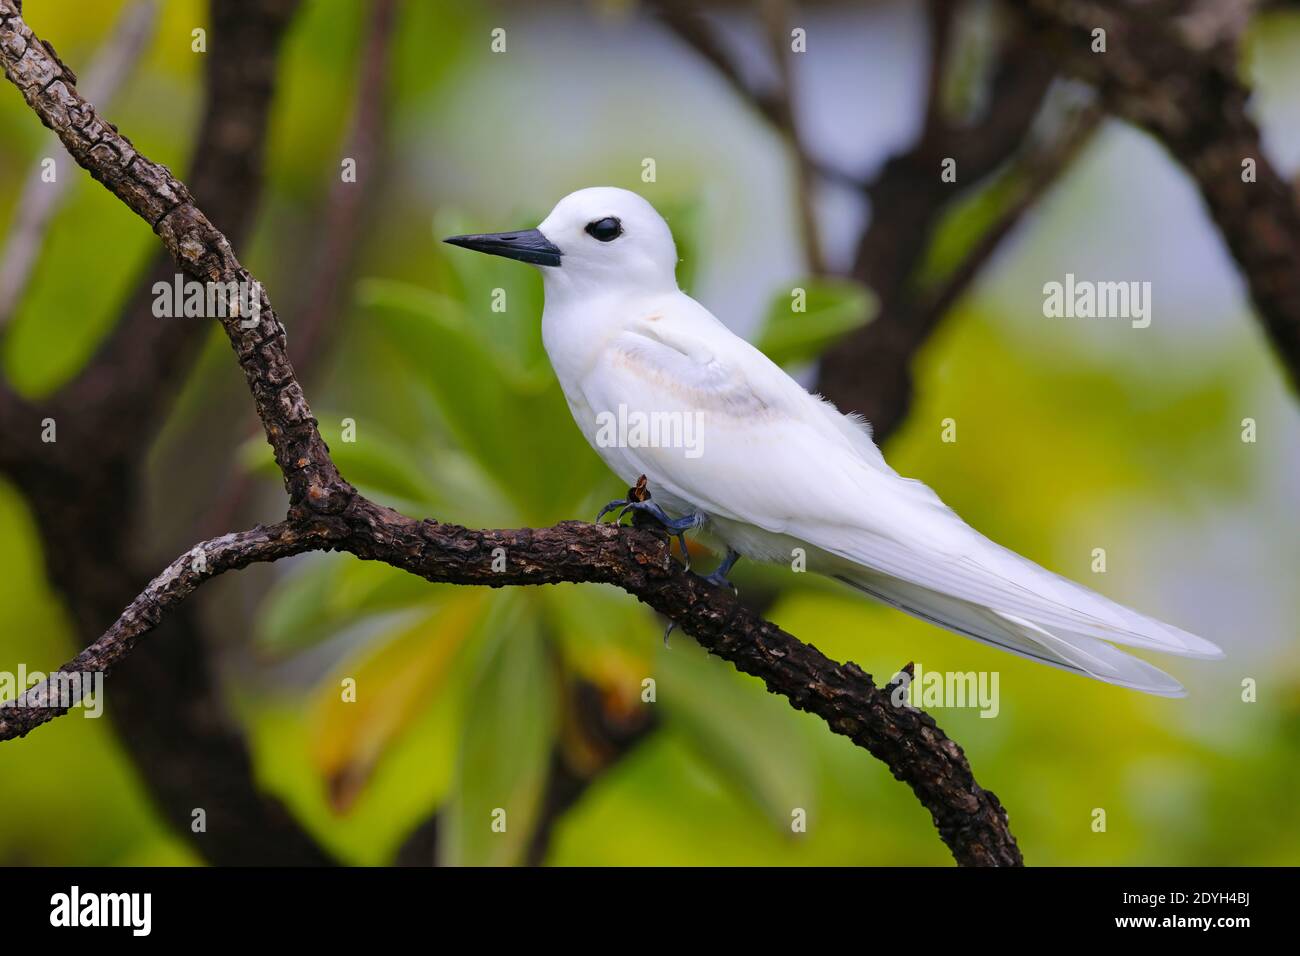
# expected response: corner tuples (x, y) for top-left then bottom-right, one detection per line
(836, 567), (1217, 697)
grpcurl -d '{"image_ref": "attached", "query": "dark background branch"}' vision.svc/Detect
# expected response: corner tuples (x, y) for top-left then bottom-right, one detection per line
(0, 0), (334, 866)
(1024, 0), (1300, 391)
(817, 6), (1058, 440)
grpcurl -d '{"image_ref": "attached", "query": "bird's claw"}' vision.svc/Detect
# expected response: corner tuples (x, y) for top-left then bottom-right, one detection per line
(703, 570), (740, 596)
(702, 548), (742, 595)
(597, 497), (704, 569)
(595, 498), (627, 523)
(596, 474), (653, 523)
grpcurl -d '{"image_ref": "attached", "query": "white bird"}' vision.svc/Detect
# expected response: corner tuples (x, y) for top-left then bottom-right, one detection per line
(445, 186), (1223, 696)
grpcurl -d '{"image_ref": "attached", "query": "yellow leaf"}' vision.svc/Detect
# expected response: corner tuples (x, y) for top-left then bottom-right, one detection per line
(310, 591), (485, 813)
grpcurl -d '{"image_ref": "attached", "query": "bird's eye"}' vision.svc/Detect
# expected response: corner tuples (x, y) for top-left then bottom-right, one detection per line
(584, 217), (622, 242)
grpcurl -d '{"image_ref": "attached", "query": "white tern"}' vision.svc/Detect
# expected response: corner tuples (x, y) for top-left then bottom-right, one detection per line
(445, 186), (1223, 696)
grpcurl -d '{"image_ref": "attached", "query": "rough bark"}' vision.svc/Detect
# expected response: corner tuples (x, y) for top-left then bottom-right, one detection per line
(0, 523), (314, 735)
(1, 506), (1024, 867)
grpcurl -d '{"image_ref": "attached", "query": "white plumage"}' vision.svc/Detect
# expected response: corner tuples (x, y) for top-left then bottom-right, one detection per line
(447, 186), (1224, 696)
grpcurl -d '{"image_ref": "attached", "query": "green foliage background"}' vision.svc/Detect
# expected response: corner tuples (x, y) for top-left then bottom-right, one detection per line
(0, 0), (1297, 865)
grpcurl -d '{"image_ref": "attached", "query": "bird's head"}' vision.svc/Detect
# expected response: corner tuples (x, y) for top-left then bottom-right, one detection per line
(443, 186), (679, 295)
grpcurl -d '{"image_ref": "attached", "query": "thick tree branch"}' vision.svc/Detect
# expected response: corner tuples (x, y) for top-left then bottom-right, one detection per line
(0, 7), (346, 509)
(1023, 0), (1300, 391)
(51, 0), (300, 444)
(0, 0), (1021, 866)
(1, 504), (1023, 866)
(204, 0), (398, 537)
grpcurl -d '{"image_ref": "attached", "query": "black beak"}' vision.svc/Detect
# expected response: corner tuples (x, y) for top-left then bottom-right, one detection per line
(442, 228), (562, 267)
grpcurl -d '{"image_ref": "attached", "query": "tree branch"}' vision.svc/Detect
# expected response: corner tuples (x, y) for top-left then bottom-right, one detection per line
(910, 101), (1104, 350)
(759, 0), (825, 274)
(0, 0), (157, 327)
(0, 0), (1021, 866)
(0, 522), (315, 740)
(1023, 0), (1300, 391)
(817, 5), (1058, 440)
(203, 0), (398, 537)
(2, 503), (1024, 865)
(50, 0), (301, 445)
(0, 0), (338, 867)
(654, 1), (1085, 442)
(652, 0), (864, 190)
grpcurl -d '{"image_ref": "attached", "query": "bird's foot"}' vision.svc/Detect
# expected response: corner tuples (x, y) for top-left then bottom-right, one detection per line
(621, 500), (705, 566)
(595, 497), (632, 523)
(595, 478), (705, 568)
(595, 474), (654, 523)
(702, 548), (741, 595)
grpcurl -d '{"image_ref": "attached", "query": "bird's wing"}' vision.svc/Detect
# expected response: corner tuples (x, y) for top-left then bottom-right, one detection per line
(579, 312), (883, 527)
(579, 307), (1221, 674)
(838, 572), (1187, 696)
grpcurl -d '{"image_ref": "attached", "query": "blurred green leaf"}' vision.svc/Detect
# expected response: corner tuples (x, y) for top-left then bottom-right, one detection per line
(911, 168), (1023, 295)
(657, 640), (815, 830)
(258, 558), (440, 655)
(316, 415), (443, 510)
(359, 277), (607, 521)
(432, 209), (548, 374)
(310, 592), (484, 813)
(360, 278), (534, 489)
(440, 599), (558, 865)
(2, 183), (154, 396)
(755, 277), (876, 367)
(542, 583), (654, 689)
(657, 198), (704, 296)
(258, 559), (342, 654)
